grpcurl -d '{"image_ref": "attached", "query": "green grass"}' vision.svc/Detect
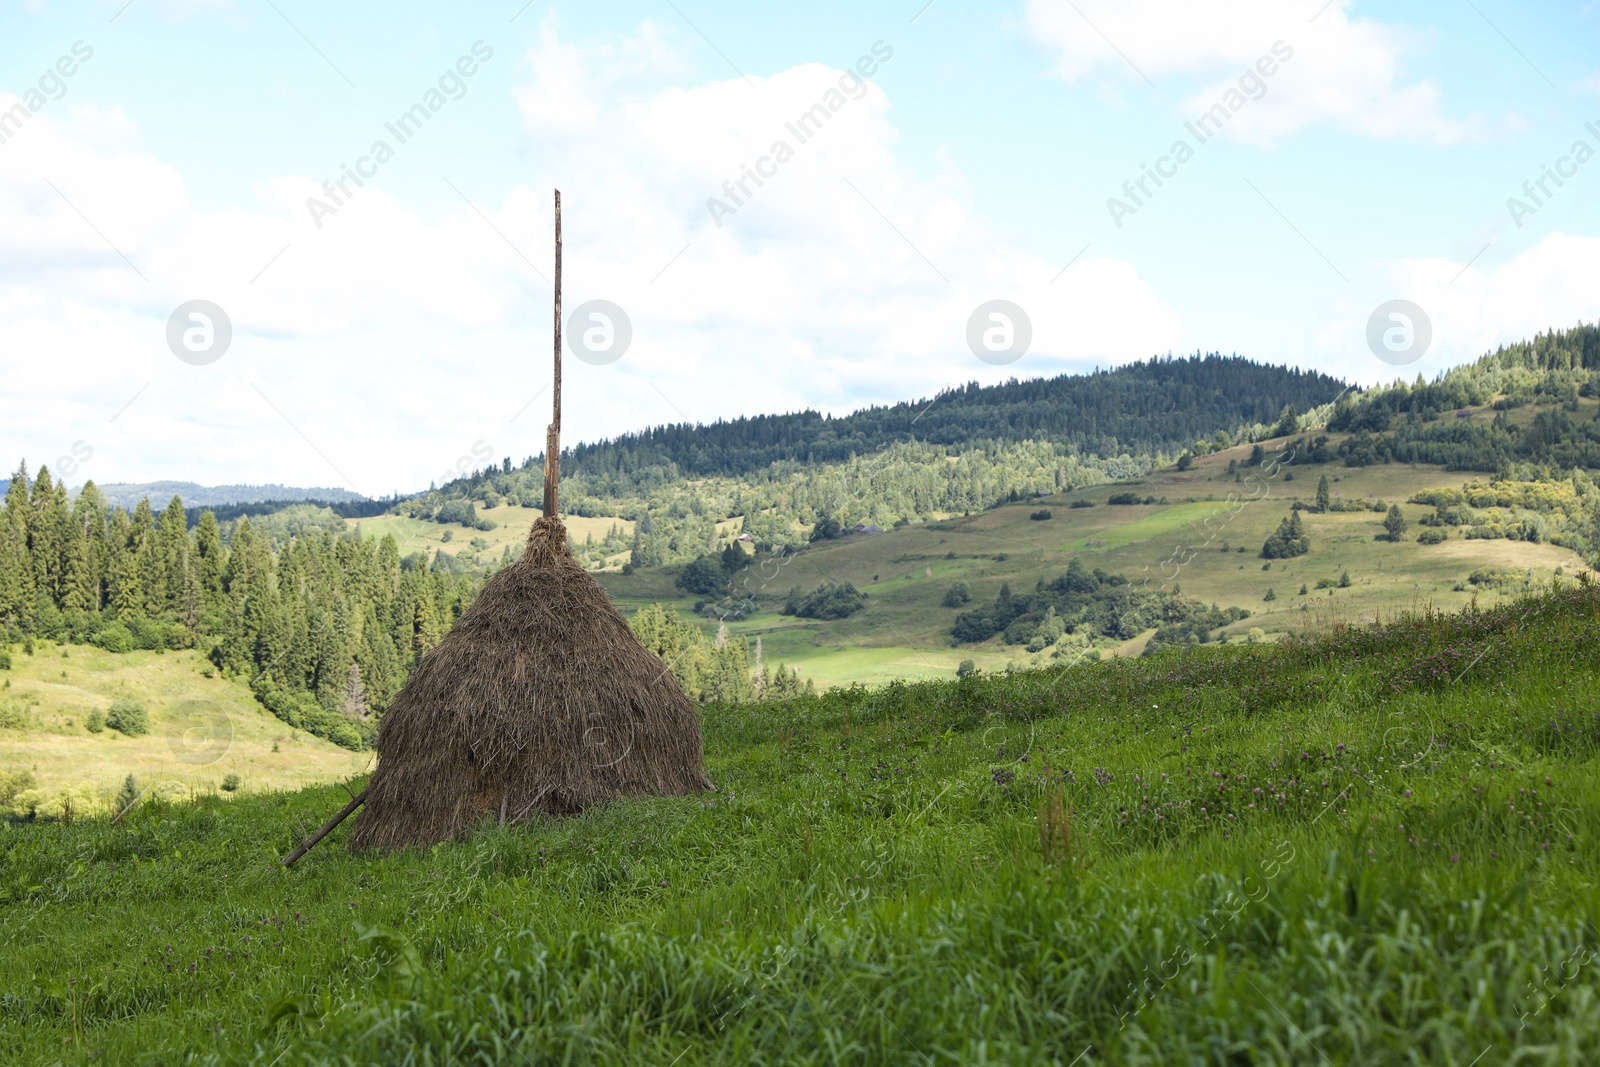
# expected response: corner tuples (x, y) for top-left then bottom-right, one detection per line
(4, 582), (1600, 1063)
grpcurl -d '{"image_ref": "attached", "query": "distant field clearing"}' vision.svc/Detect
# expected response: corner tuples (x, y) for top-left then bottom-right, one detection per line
(0, 643), (367, 816)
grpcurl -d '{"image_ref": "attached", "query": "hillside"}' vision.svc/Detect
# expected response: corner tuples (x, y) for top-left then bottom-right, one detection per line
(3, 583), (1597, 1062)
(589, 413), (1597, 688)
(552, 353), (1347, 479)
(0, 644), (367, 813)
(403, 355), (1348, 540)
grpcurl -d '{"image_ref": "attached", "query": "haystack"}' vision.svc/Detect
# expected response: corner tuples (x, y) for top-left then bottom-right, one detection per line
(346, 514), (713, 850)
(282, 188), (712, 865)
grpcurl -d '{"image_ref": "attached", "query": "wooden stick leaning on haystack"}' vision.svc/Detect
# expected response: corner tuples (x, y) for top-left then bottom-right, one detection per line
(282, 190), (712, 868)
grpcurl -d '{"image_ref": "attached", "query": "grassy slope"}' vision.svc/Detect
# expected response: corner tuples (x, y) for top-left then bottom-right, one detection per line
(595, 430), (1589, 687)
(2, 584), (1598, 1063)
(0, 645), (368, 809)
(350, 509), (633, 565)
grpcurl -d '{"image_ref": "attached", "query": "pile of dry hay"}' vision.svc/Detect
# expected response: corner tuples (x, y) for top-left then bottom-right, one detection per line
(349, 516), (714, 851)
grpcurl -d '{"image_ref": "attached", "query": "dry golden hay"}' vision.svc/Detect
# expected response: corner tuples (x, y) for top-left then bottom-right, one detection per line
(349, 516), (713, 851)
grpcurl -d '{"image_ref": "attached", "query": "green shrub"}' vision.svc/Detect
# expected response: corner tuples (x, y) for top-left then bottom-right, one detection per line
(86, 709), (105, 733)
(105, 700), (150, 736)
(220, 773), (241, 792)
(781, 581), (868, 620)
(92, 622), (135, 654)
(0, 647), (10, 670)
(253, 679), (364, 750)
(0, 768), (36, 813)
(941, 583), (971, 608)
(0, 699), (27, 730)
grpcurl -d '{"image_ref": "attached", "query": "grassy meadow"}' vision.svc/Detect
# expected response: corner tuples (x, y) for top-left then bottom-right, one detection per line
(594, 438), (1587, 687)
(3, 582), (1599, 1063)
(350, 508), (635, 567)
(0, 644), (368, 812)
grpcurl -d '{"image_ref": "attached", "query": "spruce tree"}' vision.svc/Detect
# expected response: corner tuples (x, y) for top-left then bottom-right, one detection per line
(29, 467), (61, 602)
(1383, 504), (1407, 542)
(127, 499), (159, 616)
(192, 511), (226, 615)
(1316, 474), (1330, 513)
(60, 499), (93, 614)
(74, 482), (109, 611)
(108, 508), (141, 616)
(0, 461), (33, 622)
(156, 496), (188, 616)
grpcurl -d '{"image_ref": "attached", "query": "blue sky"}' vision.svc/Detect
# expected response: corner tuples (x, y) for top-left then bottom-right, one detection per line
(1, 0), (1597, 494)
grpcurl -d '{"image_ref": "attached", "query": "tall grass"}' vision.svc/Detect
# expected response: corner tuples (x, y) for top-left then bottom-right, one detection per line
(3, 582), (1599, 1064)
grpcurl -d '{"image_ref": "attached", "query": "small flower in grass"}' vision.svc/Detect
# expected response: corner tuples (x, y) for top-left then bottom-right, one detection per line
(1404, 789), (1412, 797)
(660, 880), (668, 887)
(1451, 855), (1459, 863)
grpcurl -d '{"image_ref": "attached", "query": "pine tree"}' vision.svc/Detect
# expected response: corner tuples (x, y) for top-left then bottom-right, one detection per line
(0, 461), (33, 621)
(357, 606), (402, 711)
(156, 496), (189, 616)
(29, 467), (61, 602)
(59, 498), (93, 614)
(1383, 504), (1407, 542)
(192, 511), (226, 615)
(1262, 511), (1310, 559)
(75, 482), (108, 612)
(1273, 405), (1300, 438)
(1316, 474), (1330, 513)
(107, 507), (141, 616)
(127, 499), (159, 616)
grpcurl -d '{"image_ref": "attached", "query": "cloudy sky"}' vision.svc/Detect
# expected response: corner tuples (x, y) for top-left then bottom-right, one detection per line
(1, 0), (1596, 495)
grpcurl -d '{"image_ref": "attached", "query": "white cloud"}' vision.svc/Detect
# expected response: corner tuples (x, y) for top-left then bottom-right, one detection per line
(0, 25), (1184, 492)
(1026, 0), (1494, 145)
(1313, 233), (1600, 383)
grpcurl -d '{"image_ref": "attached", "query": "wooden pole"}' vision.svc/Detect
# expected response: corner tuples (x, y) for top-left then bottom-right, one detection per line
(543, 189), (562, 519)
(281, 788), (367, 868)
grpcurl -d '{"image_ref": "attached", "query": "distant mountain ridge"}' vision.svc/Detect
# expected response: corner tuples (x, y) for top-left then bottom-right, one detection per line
(86, 481), (368, 510)
(552, 353), (1348, 483)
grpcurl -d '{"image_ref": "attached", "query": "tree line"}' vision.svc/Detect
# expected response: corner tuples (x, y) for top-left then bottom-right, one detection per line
(0, 462), (803, 751)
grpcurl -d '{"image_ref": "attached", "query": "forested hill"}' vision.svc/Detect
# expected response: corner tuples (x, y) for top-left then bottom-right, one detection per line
(1321, 323), (1600, 472)
(558, 355), (1347, 482)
